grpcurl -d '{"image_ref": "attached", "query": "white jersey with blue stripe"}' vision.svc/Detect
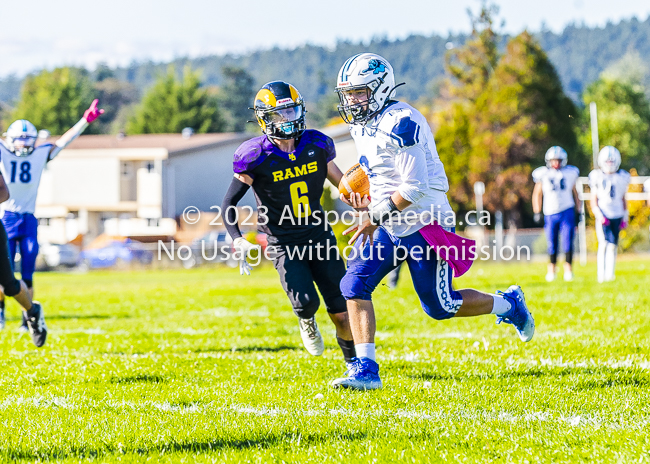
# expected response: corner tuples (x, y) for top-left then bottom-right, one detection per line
(532, 165), (580, 215)
(588, 169), (630, 219)
(349, 100), (454, 237)
(0, 141), (52, 214)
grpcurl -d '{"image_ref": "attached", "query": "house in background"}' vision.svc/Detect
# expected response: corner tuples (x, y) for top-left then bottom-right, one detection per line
(34, 125), (357, 245)
(35, 132), (252, 244)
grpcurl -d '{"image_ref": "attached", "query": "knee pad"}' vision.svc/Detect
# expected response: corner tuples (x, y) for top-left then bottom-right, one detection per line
(3, 278), (21, 297)
(293, 297), (320, 320)
(324, 294), (347, 314)
(340, 273), (372, 301)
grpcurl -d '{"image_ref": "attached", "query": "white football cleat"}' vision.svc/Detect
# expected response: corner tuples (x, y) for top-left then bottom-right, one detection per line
(564, 270), (573, 282)
(545, 271), (555, 282)
(298, 317), (324, 356)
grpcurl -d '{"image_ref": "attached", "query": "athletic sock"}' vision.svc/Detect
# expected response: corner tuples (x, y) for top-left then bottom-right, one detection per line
(355, 343), (376, 362)
(337, 337), (356, 363)
(491, 294), (512, 315)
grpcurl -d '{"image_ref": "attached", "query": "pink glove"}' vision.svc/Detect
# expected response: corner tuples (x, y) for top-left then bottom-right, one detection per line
(620, 221), (627, 230)
(602, 217), (610, 226)
(84, 99), (105, 123)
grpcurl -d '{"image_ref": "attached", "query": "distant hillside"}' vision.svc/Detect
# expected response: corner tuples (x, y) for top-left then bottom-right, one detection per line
(1, 15), (650, 106)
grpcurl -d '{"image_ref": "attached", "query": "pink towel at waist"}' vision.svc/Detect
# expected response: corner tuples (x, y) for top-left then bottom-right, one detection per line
(418, 223), (475, 277)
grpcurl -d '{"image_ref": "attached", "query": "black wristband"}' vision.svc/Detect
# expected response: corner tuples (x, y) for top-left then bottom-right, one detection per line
(370, 197), (400, 225)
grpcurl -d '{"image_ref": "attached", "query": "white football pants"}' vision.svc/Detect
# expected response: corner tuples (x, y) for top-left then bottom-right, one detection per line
(596, 222), (617, 283)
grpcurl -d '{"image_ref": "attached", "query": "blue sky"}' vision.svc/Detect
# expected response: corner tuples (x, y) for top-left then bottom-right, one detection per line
(2, 0), (650, 77)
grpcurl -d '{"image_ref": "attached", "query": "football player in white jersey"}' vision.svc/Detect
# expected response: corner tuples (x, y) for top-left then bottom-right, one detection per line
(531, 147), (580, 282)
(331, 53), (534, 390)
(588, 146), (630, 283)
(0, 100), (104, 331)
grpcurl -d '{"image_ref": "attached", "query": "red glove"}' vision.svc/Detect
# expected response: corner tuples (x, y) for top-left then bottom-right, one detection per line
(84, 99), (105, 123)
(620, 221), (627, 230)
(602, 217), (610, 226)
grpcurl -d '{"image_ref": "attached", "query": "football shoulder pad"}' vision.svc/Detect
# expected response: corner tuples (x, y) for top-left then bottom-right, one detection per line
(302, 129), (336, 161)
(376, 108), (421, 148)
(532, 166), (548, 183)
(587, 169), (602, 185)
(233, 135), (268, 174)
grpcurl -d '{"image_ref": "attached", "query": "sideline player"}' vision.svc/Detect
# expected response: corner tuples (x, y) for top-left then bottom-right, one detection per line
(0, 100), (104, 331)
(331, 53), (534, 390)
(221, 81), (356, 364)
(531, 147), (580, 282)
(588, 146), (630, 283)
(0, 170), (46, 346)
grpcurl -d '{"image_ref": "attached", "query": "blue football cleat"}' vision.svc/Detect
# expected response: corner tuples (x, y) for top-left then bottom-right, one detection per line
(331, 357), (382, 390)
(496, 285), (535, 342)
(0, 305), (5, 330)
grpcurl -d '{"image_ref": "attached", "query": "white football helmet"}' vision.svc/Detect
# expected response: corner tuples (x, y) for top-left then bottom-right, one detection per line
(544, 146), (568, 168)
(6, 120), (38, 157)
(335, 53), (399, 124)
(598, 146), (621, 174)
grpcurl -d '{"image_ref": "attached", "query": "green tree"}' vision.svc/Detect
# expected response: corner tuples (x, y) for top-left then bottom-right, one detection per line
(218, 67), (256, 132)
(10, 67), (95, 135)
(127, 67), (224, 134)
(93, 78), (139, 134)
(306, 92), (340, 129)
(581, 78), (650, 174)
(434, 5), (580, 226)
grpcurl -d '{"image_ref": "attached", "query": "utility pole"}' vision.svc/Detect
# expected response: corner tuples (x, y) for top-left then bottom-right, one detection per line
(590, 102), (599, 168)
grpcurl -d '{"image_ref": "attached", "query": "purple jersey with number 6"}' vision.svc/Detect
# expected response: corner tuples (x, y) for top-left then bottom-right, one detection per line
(232, 129), (336, 245)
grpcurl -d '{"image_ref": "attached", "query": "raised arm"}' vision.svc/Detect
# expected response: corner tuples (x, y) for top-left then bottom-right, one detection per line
(48, 99), (104, 160)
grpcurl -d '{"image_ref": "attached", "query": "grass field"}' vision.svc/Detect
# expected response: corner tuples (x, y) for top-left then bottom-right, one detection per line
(0, 258), (649, 463)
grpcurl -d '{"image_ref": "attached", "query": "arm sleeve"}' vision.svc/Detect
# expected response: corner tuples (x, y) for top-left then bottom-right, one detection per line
(49, 117), (90, 161)
(394, 144), (429, 204)
(221, 177), (251, 241)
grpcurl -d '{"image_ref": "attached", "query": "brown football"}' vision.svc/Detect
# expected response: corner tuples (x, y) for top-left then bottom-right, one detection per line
(338, 163), (370, 200)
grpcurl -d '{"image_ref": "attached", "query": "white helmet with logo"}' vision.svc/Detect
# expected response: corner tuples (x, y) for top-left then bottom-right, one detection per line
(335, 53), (399, 124)
(6, 120), (38, 157)
(598, 146), (621, 174)
(544, 146), (568, 168)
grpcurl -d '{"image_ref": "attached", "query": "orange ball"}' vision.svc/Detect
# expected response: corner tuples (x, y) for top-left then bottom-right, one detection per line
(338, 163), (370, 200)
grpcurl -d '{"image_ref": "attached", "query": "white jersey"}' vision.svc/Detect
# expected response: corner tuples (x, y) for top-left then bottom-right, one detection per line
(532, 165), (580, 216)
(0, 141), (55, 214)
(588, 169), (630, 219)
(349, 101), (454, 237)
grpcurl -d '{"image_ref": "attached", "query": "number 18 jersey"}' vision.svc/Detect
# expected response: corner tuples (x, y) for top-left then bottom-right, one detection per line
(0, 141), (52, 214)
